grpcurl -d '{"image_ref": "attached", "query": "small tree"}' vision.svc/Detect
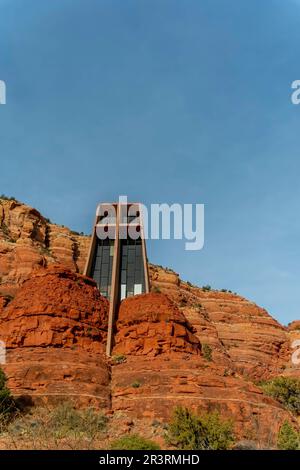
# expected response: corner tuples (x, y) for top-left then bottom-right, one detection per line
(277, 421), (299, 450)
(167, 406), (234, 450)
(260, 377), (300, 415)
(0, 368), (15, 415)
(202, 285), (211, 292)
(202, 344), (213, 361)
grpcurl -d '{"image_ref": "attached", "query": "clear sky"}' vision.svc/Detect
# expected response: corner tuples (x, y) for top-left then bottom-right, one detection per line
(0, 0), (300, 324)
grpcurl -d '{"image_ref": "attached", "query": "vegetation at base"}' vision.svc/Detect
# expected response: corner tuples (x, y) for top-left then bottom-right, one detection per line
(166, 406), (234, 450)
(260, 377), (300, 415)
(232, 440), (258, 450)
(202, 343), (213, 362)
(1, 402), (107, 449)
(47, 402), (107, 438)
(277, 421), (300, 450)
(0, 369), (16, 417)
(110, 434), (160, 450)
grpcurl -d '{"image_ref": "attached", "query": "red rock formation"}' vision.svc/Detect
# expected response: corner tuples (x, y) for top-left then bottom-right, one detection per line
(0, 295), (6, 314)
(288, 321), (300, 332)
(0, 265), (108, 351)
(0, 198), (89, 295)
(111, 292), (297, 448)
(0, 266), (110, 408)
(0, 199), (300, 447)
(113, 293), (200, 356)
(111, 355), (296, 447)
(149, 265), (290, 380)
(5, 348), (110, 409)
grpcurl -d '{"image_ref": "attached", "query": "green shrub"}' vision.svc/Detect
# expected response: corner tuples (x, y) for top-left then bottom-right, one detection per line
(193, 302), (202, 309)
(202, 285), (211, 292)
(48, 403), (107, 439)
(110, 434), (160, 450)
(0, 368), (15, 416)
(112, 354), (127, 364)
(131, 380), (141, 389)
(165, 267), (175, 274)
(167, 406), (234, 450)
(202, 344), (213, 362)
(260, 377), (300, 415)
(277, 421), (299, 450)
(5, 403), (107, 448)
(1, 223), (10, 237)
(0, 195), (17, 202)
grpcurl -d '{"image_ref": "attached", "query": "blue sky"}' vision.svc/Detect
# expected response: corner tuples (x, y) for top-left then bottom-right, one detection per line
(0, 0), (300, 324)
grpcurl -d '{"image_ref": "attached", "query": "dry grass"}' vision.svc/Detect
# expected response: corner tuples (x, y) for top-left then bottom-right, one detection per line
(0, 402), (108, 450)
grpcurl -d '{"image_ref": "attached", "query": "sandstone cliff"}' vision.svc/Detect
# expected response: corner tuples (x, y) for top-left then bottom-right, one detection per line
(0, 197), (299, 448)
(149, 265), (294, 381)
(0, 197), (90, 296)
(0, 266), (110, 409)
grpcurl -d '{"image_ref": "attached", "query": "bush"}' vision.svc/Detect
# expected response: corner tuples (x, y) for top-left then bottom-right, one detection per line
(110, 434), (160, 450)
(131, 380), (141, 388)
(0, 222), (15, 243)
(202, 344), (213, 362)
(193, 302), (202, 309)
(166, 406), (234, 450)
(0, 368), (15, 416)
(277, 421), (299, 450)
(49, 403), (107, 439)
(202, 285), (211, 292)
(260, 377), (300, 415)
(7, 403), (107, 442)
(112, 354), (127, 364)
(0, 195), (17, 202)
